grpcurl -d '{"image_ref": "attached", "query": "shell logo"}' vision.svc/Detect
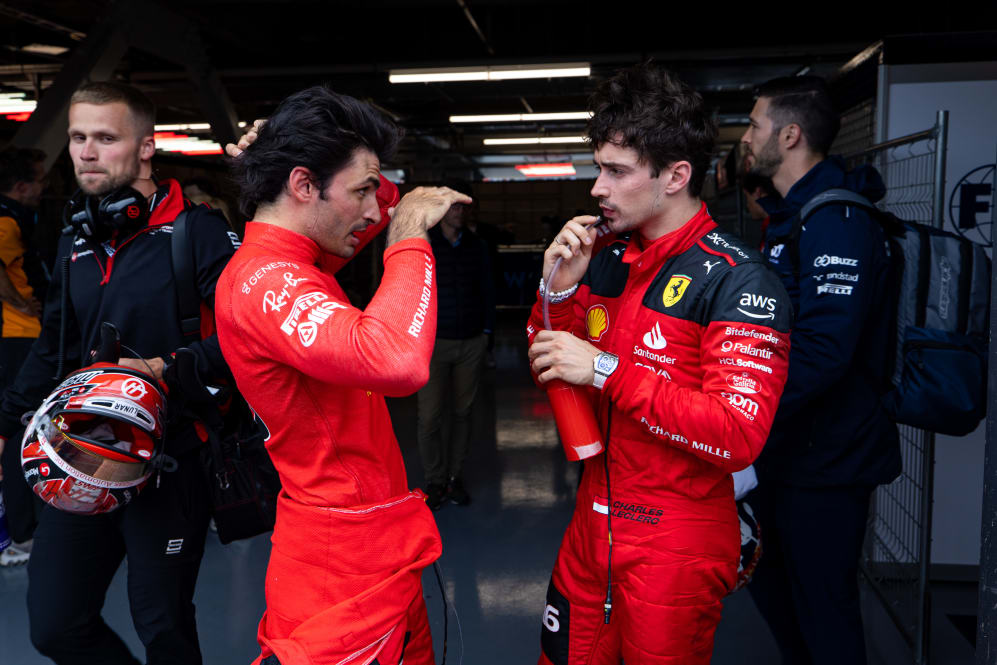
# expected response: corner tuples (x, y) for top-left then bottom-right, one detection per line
(586, 304), (609, 341)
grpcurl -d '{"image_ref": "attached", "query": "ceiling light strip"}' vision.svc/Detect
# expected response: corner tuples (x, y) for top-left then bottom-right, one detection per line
(450, 111), (591, 123)
(483, 136), (588, 146)
(515, 163), (576, 177)
(390, 63), (589, 84)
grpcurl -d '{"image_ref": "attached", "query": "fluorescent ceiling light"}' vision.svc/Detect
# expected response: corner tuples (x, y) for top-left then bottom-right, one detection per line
(22, 44), (69, 56)
(154, 132), (222, 155)
(390, 63), (589, 84)
(516, 163), (577, 177)
(450, 112), (591, 123)
(155, 123), (212, 132)
(483, 136), (588, 146)
(0, 100), (36, 113)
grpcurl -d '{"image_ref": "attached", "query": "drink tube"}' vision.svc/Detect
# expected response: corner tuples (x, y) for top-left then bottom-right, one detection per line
(543, 254), (604, 461)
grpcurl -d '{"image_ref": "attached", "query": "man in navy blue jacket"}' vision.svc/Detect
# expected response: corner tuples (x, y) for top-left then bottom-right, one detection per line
(740, 76), (900, 665)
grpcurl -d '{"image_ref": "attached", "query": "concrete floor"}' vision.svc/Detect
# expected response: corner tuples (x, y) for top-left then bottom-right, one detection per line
(0, 312), (979, 664)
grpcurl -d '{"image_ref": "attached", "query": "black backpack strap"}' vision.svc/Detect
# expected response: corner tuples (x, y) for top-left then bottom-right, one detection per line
(776, 188), (880, 280)
(800, 188), (878, 221)
(171, 209), (201, 342)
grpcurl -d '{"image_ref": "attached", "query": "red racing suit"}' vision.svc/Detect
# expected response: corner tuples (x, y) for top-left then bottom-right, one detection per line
(215, 206), (442, 665)
(528, 204), (791, 665)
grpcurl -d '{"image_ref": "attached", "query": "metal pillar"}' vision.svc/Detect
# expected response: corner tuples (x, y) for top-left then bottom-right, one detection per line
(9, 0), (239, 165)
(976, 140), (997, 665)
(932, 110), (948, 231)
(10, 8), (128, 170)
(120, 0), (239, 147)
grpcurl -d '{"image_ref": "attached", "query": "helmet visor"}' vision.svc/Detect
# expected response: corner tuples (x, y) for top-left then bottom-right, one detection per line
(45, 425), (151, 485)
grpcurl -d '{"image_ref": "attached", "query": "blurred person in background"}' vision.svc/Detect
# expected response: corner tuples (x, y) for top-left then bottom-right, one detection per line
(0, 147), (49, 568)
(418, 178), (495, 509)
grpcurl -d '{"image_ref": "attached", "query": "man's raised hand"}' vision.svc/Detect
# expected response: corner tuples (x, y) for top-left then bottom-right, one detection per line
(543, 216), (600, 292)
(386, 187), (472, 246)
(224, 119), (266, 158)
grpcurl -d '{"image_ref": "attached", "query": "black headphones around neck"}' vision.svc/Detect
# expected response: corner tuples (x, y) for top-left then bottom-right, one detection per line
(64, 186), (149, 239)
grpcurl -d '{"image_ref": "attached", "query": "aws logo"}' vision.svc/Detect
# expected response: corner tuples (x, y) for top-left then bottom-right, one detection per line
(662, 275), (692, 308)
(586, 304), (609, 341)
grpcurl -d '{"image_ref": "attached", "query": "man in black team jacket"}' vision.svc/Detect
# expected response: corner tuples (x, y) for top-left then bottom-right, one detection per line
(0, 82), (236, 664)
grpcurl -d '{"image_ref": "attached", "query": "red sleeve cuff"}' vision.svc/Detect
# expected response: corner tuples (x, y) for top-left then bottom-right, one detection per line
(383, 237), (431, 263)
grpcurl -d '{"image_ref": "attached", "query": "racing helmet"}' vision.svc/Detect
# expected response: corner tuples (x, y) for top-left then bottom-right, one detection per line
(21, 363), (166, 515)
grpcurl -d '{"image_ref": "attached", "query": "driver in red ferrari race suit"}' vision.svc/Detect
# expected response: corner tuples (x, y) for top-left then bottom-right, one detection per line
(216, 87), (471, 665)
(527, 64), (792, 665)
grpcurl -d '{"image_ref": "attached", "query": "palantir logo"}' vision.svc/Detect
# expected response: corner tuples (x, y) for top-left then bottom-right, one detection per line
(642, 322), (667, 350)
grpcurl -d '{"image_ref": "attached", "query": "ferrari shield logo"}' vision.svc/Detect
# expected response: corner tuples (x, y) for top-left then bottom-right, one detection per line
(662, 275), (691, 308)
(585, 304), (609, 341)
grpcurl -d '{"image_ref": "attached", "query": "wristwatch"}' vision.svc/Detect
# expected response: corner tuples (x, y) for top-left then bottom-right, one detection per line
(592, 351), (619, 390)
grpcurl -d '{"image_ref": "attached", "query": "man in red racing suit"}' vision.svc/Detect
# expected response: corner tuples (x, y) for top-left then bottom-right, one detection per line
(215, 86), (471, 665)
(527, 64), (792, 664)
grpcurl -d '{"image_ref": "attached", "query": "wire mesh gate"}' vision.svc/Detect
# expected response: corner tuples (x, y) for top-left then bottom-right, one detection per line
(845, 111), (949, 665)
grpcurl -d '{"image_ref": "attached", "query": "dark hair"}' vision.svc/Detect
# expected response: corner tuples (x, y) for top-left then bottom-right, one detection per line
(587, 63), (717, 197)
(755, 76), (840, 156)
(0, 147), (45, 193)
(71, 81), (156, 136)
(232, 86), (402, 218)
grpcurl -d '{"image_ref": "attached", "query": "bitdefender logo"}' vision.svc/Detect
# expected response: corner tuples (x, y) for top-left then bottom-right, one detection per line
(642, 322), (667, 350)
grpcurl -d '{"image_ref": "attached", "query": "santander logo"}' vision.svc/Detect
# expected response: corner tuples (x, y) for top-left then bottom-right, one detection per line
(642, 322), (667, 350)
(725, 372), (759, 395)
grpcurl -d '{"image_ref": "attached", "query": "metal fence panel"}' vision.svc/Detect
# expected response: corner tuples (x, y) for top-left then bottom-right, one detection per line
(846, 113), (948, 665)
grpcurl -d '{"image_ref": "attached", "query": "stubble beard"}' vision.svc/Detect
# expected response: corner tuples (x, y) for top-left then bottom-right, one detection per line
(748, 133), (782, 180)
(77, 159), (141, 197)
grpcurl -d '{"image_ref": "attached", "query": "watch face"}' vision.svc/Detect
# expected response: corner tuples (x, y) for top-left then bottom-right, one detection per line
(596, 354), (617, 373)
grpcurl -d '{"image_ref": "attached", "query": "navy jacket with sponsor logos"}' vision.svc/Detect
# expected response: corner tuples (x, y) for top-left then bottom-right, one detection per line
(759, 156), (900, 487)
(0, 179), (237, 456)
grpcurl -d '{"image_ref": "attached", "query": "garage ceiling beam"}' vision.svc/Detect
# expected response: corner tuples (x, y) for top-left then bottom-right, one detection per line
(8, 0), (239, 167)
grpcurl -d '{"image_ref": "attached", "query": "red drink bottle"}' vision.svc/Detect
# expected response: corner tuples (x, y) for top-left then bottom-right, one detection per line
(542, 252), (604, 461)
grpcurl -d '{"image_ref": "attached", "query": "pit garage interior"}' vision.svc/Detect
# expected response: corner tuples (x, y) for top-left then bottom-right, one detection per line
(0, 1), (996, 663)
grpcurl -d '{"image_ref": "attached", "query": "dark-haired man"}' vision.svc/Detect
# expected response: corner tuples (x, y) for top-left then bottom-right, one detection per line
(527, 64), (791, 664)
(0, 81), (237, 664)
(217, 85), (469, 665)
(0, 147), (48, 567)
(741, 76), (899, 665)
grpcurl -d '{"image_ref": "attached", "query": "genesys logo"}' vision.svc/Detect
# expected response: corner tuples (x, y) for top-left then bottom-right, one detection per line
(725, 372), (760, 394)
(814, 254), (858, 268)
(642, 322), (667, 350)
